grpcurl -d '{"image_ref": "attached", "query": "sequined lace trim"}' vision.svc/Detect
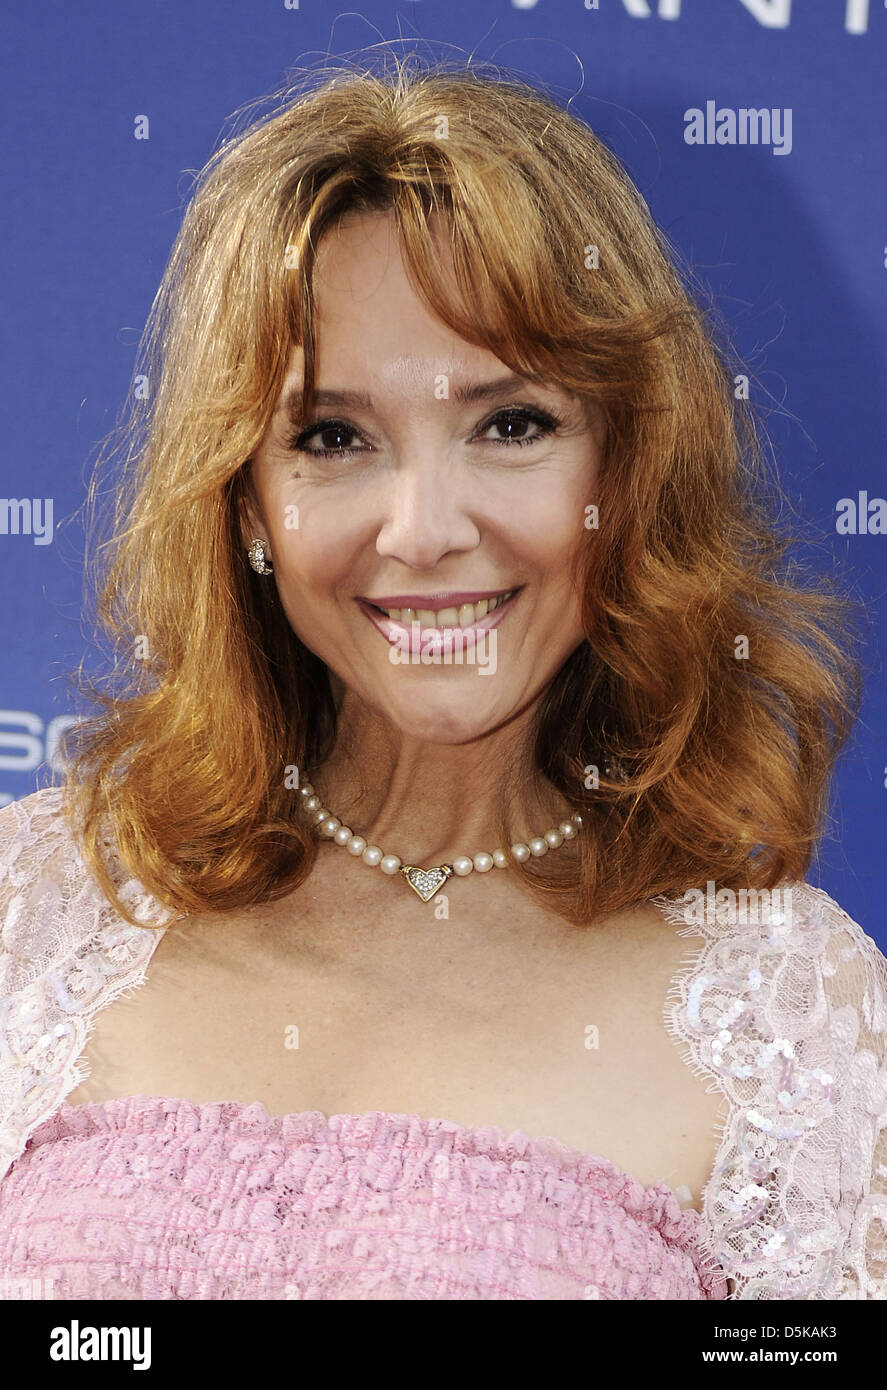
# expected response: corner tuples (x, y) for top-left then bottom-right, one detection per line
(653, 882), (887, 1299)
(0, 785), (172, 1179)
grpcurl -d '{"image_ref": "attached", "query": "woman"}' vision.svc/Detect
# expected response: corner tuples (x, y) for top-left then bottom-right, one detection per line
(0, 55), (885, 1301)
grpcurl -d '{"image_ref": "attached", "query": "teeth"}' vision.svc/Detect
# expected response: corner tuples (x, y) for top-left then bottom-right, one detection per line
(382, 590), (515, 627)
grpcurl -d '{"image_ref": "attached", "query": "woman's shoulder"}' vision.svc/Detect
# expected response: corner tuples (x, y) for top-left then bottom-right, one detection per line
(654, 878), (887, 1299)
(0, 785), (173, 1180)
(0, 784), (173, 990)
(654, 876), (887, 1035)
(0, 783), (71, 870)
(0, 785), (89, 993)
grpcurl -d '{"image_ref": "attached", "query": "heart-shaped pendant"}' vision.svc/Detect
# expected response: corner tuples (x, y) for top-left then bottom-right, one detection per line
(401, 864), (454, 902)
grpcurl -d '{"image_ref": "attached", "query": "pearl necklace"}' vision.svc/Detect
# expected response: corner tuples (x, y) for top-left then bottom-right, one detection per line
(297, 778), (583, 902)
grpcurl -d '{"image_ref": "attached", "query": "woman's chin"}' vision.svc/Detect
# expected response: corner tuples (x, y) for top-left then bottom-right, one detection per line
(376, 692), (509, 745)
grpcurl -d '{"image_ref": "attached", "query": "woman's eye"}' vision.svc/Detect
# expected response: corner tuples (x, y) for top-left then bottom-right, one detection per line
(286, 420), (363, 457)
(479, 408), (560, 446)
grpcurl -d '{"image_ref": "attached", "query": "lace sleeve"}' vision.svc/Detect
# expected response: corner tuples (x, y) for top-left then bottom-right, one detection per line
(0, 786), (172, 1181)
(655, 879), (887, 1299)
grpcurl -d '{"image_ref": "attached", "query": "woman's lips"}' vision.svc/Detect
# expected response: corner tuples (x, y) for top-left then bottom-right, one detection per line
(357, 589), (520, 654)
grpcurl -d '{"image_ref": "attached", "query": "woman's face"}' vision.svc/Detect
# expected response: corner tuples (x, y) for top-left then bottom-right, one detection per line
(245, 210), (603, 744)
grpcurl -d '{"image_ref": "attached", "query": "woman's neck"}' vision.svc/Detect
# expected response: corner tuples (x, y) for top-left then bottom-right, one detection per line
(304, 686), (574, 866)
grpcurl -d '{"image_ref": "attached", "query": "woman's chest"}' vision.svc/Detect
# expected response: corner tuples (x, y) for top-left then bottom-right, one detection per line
(64, 888), (726, 1211)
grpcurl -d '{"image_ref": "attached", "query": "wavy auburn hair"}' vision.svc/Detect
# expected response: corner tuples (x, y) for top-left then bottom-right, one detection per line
(57, 52), (863, 929)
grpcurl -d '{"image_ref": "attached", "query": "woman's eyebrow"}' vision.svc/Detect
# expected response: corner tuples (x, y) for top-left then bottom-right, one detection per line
(279, 374), (557, 420)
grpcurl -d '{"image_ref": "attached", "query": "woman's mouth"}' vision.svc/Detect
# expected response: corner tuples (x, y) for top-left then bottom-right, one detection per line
(356, 587), (522, 651)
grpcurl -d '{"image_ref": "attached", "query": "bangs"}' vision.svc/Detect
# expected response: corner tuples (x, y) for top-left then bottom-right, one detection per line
(277, 141), (674, 437)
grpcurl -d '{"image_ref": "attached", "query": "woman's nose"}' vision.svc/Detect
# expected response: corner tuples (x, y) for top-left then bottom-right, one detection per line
(374, 456), (481, 568)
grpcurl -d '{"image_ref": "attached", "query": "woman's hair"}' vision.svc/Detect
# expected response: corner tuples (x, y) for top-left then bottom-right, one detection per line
(57, 49), (864, 929)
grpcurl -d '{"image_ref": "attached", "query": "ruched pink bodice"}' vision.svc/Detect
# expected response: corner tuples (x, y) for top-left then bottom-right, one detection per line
(0, 1095), (728, 1300)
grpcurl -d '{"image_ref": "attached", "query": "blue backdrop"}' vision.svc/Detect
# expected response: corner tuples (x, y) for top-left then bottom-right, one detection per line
(1, 0), (884, 938)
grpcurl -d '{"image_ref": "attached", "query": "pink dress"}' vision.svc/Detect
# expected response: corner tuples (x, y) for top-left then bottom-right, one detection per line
(1, 786), (886, 1300)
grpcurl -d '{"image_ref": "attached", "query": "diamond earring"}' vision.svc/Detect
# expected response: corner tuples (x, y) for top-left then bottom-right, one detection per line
(247, 538), (273, 574)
